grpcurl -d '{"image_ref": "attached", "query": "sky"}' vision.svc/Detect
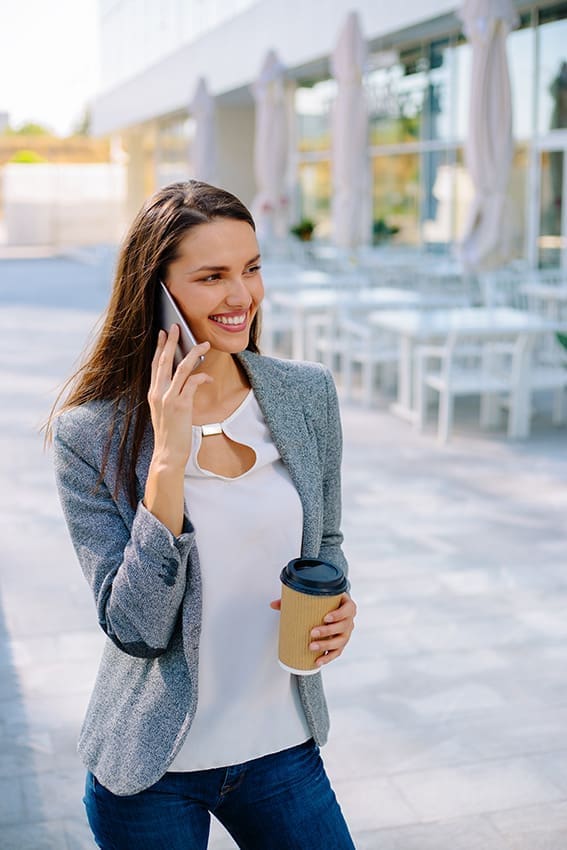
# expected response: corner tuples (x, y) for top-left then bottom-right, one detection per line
(0, 0), (100, 136)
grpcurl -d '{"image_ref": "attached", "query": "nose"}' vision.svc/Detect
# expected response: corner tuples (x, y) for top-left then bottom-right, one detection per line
(225, 276), (253, 307)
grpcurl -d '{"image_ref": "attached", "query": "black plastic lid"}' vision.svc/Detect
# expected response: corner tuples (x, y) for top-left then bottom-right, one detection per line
(280, 558), (349, 597)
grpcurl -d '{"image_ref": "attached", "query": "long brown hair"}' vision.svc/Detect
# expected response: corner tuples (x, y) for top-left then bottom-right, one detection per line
(47, 180), (261, 506)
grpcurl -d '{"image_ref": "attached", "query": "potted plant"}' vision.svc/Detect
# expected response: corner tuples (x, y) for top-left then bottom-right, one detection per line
(372, 218), (400, 245)
(290, 218), (315, 242)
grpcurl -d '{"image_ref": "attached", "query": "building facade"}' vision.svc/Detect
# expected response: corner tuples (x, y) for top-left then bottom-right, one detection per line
(92, 0), (567, 268)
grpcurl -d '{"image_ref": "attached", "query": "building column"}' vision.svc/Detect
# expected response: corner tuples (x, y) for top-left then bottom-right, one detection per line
(215, 104), (256, 207)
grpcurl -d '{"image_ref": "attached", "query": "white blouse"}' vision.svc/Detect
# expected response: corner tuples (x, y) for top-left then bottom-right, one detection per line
(168, 390), (311, 772)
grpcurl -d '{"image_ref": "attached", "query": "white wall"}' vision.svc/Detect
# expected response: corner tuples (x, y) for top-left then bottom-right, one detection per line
(3, 164), (127, 246)
(92, 0), (457, 135)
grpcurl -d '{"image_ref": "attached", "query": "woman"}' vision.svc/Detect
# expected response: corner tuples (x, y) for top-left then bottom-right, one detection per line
(51, 181), (357, 849)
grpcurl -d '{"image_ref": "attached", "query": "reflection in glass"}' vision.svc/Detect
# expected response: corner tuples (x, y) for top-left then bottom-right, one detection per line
(426, 39), (454, 142)
(367, 46), (427, 145)
(155, 117), (192, 188)
(422, 152), (458, 249)
(295, 80), (337, 153)
(455, 40), (472, 140)
(508, 146), (529, 259)
(506, 16), (534, 140)
(539, 150), (565, 267)
(297, 160), (331, 231)
(537, 5), (567, 133)
(372, 154), (420, 245)
(421, 83), (444, 227)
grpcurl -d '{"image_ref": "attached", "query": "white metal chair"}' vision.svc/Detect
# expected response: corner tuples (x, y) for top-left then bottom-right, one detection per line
(307, 313), (398, 405)
(477, 268), (528, 309)
(415, 333), (518, 443)
(259, 298), (294, 357)
(505, 334), (567, 437)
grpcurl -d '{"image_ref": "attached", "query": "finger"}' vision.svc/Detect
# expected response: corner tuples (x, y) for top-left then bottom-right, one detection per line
(154, 324), (180, 389)
(150, 329), (166, 381)
(309, 635), (349, 657)
(309, 633), (349, 654)
(310, 616), (354, 641)
(171, 370), (213, 403)
(170, 341), (210, 390)
(322, 597), (357, 626)
(315, 647), (342, 667)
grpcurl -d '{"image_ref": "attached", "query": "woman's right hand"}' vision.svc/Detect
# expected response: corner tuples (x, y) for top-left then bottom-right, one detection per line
(144, 325), (211, 535)
(149, 325), (211, 466)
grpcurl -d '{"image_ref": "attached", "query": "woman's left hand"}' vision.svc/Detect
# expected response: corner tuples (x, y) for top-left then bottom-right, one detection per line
(270, 593), (357, 667)
(309, 593), (357, 666)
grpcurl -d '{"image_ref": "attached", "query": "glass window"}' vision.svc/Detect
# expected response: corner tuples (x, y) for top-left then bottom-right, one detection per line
(372, 153), (420, 245)
(537, 3), (567, 134)
(367, 46), (428, 145)
(508, 145), (530, 260)
(295, 80), (336, 153)
(538, 148), (565, 267)
(426, 39), (455, 142)
(454, 40), (472, 140)
(155, 116), (191, 188)
(421, 150), (458, 248)
(297, 160), (331, 230)
(453, 148), (473, 242)
(507, 15), (535, 140)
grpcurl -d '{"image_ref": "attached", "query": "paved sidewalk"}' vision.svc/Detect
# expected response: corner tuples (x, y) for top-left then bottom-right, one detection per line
(1, 256), (567, 848)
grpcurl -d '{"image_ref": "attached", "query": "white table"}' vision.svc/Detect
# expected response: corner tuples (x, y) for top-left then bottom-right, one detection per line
(264, 267), (368, 291)
(268, 287), (471, 360)
(369, 307), (556, 433)
(264, 268), (333, 290)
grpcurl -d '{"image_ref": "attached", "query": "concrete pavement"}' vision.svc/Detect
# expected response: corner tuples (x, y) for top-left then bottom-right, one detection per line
(1, 254), (567, 848)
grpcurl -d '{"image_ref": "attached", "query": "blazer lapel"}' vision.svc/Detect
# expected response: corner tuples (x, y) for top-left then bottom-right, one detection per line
(237, 352), (322, 554)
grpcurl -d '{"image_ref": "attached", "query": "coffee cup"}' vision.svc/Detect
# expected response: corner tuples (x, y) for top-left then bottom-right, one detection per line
(278, 558), (349, 675)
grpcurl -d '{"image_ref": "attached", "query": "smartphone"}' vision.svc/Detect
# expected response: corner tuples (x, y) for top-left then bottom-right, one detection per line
(158, 281), (205, 370)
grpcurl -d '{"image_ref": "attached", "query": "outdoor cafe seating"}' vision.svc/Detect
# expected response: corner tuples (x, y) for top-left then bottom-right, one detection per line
(260, 243), (567, 442)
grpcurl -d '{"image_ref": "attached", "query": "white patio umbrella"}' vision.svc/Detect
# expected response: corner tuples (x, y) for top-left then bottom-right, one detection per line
(189, 77), (216, 183)
(459, 0), (519, 270)
(251, 50), (289, 241)
(331, 11), (369, 251)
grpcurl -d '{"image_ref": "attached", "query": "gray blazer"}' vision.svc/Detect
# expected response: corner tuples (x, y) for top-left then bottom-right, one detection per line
(53, 350), (348, 796)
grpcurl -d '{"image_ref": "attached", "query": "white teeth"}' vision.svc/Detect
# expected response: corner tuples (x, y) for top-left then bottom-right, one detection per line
(211, 313), (246, 326)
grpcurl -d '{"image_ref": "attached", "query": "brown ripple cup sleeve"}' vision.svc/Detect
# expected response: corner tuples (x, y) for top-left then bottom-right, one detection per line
(278, 558), (349, 675)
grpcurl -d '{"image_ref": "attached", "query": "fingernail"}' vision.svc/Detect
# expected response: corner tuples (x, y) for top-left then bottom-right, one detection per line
(311, 629), (320, 638)
(310, 643), (319, 651)
(324, 615), (333, 624)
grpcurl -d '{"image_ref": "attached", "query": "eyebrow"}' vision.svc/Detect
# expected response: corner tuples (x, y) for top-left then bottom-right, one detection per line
(187, 254), (261, 274)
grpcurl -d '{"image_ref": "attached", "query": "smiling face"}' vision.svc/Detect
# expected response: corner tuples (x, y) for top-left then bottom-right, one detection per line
(164, 218), (264, 355)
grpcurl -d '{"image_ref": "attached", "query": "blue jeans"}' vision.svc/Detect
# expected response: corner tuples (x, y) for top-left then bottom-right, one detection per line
(84, 739), (355, 849)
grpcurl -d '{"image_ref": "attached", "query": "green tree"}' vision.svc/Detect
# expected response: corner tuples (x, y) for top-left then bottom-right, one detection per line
(5, 121), (54, 136)
(71, 107), (91, 137)
(8, 149), (48, 163)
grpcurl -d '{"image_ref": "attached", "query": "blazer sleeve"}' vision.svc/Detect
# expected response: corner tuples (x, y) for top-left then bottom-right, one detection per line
(317, 368), (349, 577)
(53, 410), (196, 658)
